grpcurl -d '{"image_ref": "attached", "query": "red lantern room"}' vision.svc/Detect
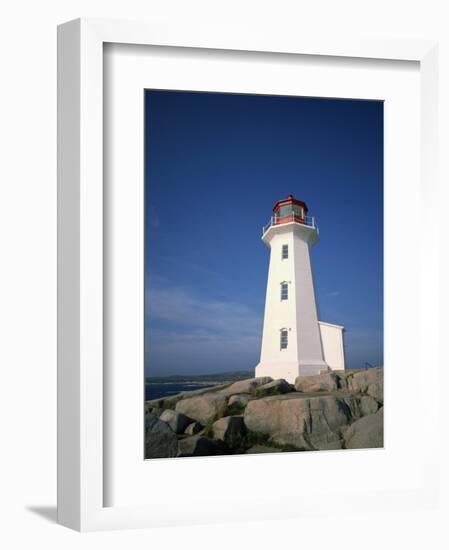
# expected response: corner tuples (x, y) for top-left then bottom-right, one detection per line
(272, 194), (309, 226)
(262, 194), (317, 239)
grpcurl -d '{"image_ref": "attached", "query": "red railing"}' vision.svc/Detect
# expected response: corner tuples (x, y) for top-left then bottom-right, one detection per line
(262, 214), (315, 235)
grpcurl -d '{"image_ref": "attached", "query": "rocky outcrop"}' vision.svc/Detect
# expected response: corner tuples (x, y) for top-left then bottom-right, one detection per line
(228, 393), (253, 408)
(344, 407), (383, 449)
(175, 393), (228, 425)
(146, 382), (231, 411)
(184, 421), (203, 435)
(359, 395), (380, 416)
(246, 445), (282, 454)
(145, 367), (384, 458)
(177, 435), (227, 457)
(349, 369), (383, 403)
(244, 393), (357, 450)
(220, 377), (273, 396)
(145, 413), (178, 458)
(295, 372), (338, 393)
(211, 416), (246, 448)
(145, 405), (163, 417)
(254, 378), (293, 397)
(159, 409), (192, 434)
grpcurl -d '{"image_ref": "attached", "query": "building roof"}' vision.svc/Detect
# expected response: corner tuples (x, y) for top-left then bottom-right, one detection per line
(272, 194), (309, 213)
(318, 321), (345, 330)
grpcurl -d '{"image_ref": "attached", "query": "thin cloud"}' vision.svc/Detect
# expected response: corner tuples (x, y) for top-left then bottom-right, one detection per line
(146, 286), (261, 336)
(160, 256), (223, 280)
(145, 286), (262, 375)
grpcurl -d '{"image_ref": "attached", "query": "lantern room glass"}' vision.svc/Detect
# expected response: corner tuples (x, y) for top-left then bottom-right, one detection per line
(279, 204), (292, 218)
(293, 205), (303, 218)
(276, 203), (304, 221)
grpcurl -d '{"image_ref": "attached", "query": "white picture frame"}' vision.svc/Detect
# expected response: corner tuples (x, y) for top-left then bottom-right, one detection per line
(57, 17), (440, 531)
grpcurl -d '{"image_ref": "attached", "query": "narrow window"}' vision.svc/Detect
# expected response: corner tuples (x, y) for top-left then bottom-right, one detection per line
(280, 282), (288, 301)
(282, 244), (288, 259)
(280, 329), (288, 350)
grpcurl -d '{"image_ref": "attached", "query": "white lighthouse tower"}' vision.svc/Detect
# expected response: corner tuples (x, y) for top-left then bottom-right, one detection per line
(255, 195), (345, 383)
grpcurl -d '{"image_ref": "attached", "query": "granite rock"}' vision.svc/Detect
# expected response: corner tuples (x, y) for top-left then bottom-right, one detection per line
(159, 409), (192, 434)
(344, 407), (384, 449)
(175, 393), (228, 425)
(145, 413), (178, 458)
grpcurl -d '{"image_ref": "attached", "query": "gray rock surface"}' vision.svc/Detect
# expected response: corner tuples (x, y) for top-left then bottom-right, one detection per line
(175, 393), (228, 425)
(220, 377), (273, 396)
(146, 382), (231, 410)
(145, 405), (163, 417)
(255, 378), (293, 397)
(244, 393), (357, 450)
(228, 393), (253, 408)
(159, 409), (192, 434)
(211, 416), (246, 447)
(177, 435), (227, 457)
(359, 395), (380, 416)
(146, 393), (186, 411)
(344, 407), (384, 449)
(294, 372), (338, 392)
(184, 421), (203, 435)
(331, 369), (364, 389)
(246, 445), (282, 454)
(145, 413), (178, 458)
(144, 369), (384, 457)
(349, 368), (383, 402)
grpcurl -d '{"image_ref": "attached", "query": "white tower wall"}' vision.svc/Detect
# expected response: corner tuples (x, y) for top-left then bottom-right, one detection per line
(319, 322), (345, 371)
(255, 221), (329, 383)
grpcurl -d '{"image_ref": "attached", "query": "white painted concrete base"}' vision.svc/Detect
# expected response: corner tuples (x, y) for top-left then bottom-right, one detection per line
(319, 321), (345, 371)
(255, 361), (329, 384)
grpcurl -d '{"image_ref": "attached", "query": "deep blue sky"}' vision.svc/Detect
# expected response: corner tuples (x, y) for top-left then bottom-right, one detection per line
(144, 90), (383, 376)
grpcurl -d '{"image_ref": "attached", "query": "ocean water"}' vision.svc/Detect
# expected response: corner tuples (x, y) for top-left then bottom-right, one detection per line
(145, 382), (217, 401)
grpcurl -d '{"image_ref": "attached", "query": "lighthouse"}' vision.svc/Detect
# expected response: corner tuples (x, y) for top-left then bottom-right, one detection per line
(255, 195), (345, 383)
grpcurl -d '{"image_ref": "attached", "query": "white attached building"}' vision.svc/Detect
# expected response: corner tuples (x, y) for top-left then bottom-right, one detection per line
(255, 195), (345, 383)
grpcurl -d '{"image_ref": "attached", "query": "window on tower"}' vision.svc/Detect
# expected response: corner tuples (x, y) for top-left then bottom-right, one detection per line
(280, 329), (288, 350)
(280, 282), (288, 301)
(282, 244), (288, 259)
(279, 204), (292, 218)
(293, 205), (303, 218)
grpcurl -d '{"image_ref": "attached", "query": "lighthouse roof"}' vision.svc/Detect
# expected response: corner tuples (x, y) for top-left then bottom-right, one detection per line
(272, 194), (309, 214)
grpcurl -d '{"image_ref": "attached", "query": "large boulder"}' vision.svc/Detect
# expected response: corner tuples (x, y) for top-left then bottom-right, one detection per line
(295, 372), (338, 393)
(228, 393), (254, 408)
(146, 382), (231, 411)
(349, 368), (383, 402)
(146, 393), (186, 411)
(255, 379), (293, 398)
(220, 377), (273, 396)
(159, 409), (192, 434)
(359, 395), (380, 416)
(331, 370), (355, 390)
(175, 393), (228, 425)
(145, 405), (163, 417)
(177, 435), (227, 457)
(211, 416), (246, 448)
(145, 413), (179, 458)
(344, 407), (383, 449)
(244, 393), (358, 450)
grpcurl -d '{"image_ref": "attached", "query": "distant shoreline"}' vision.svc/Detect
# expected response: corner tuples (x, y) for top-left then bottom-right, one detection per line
(146, 381), (226, 386)
(145, 370), (254, 385)
(145, 381), (222, 401)
(145, 367), (374, 386)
